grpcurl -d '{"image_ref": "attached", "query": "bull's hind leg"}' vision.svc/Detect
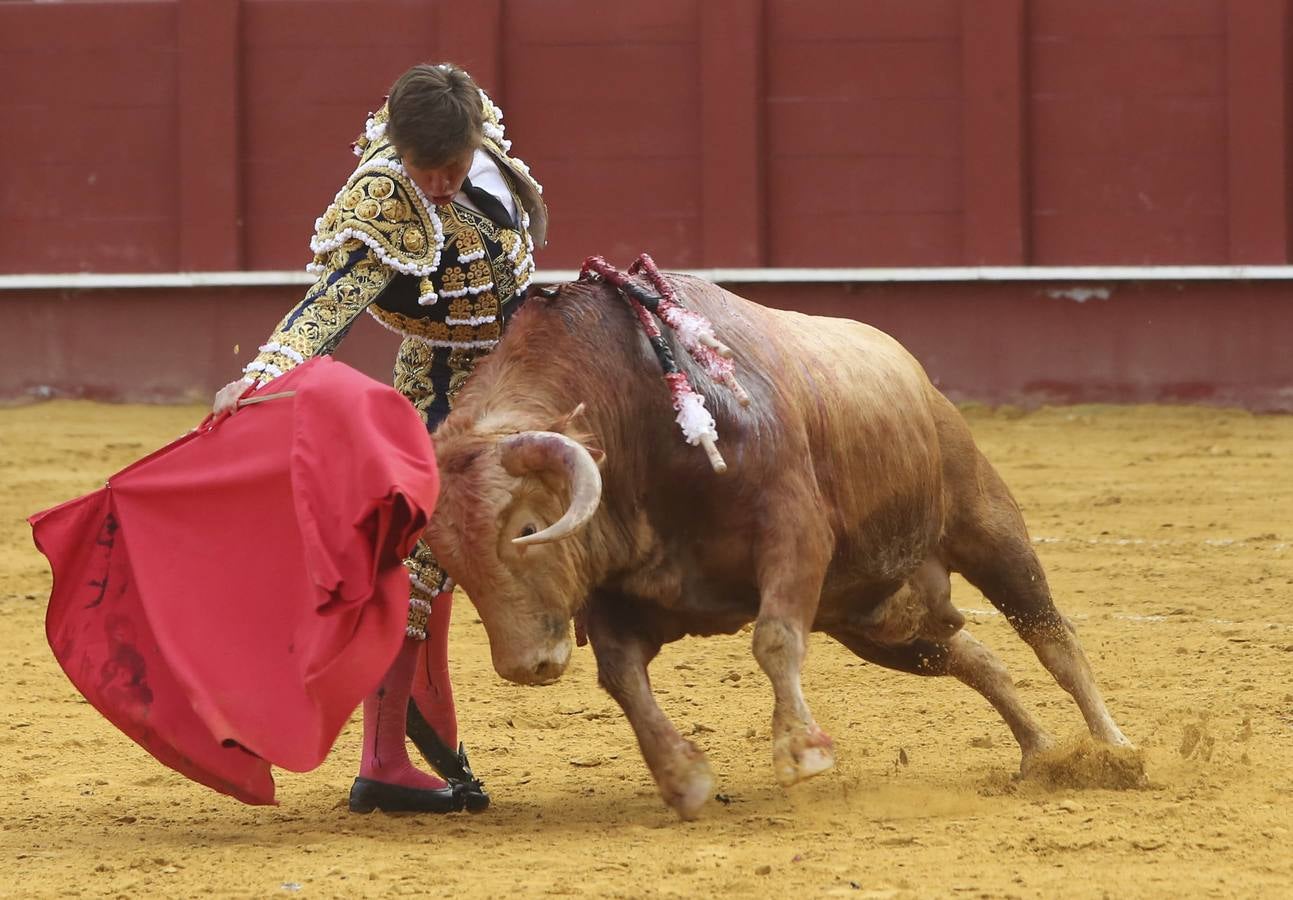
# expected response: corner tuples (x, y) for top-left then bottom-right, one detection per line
(585, 597), (714, 821)
(754, 516), (836, 786)
(947, 455), (1130, 747)
(829, 629), (1053, 765)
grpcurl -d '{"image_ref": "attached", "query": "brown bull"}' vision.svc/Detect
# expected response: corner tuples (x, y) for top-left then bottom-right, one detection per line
(425, 275), (1131, 820)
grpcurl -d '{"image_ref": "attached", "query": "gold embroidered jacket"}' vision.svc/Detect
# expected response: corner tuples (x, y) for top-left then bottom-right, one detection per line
(243, 93), (545, 386)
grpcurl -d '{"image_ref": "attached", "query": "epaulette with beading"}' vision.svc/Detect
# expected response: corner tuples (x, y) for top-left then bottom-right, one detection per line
(310, 105), (444, 305)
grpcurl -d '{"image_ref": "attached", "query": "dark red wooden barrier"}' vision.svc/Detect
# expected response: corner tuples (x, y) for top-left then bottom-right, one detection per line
(3, 0), (1291, 273)
(2, 1), (1289, 408)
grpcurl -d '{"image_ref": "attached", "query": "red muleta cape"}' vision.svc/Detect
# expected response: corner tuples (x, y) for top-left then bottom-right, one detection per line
(29, 358), (439, 804)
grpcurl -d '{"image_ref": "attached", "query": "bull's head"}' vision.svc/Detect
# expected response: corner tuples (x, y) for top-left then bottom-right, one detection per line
(426, 424), (603, 685)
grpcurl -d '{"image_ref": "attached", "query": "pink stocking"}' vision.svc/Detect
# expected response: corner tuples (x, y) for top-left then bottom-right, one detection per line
(359, 637), (447, 789)
(411, 591), (457, 748)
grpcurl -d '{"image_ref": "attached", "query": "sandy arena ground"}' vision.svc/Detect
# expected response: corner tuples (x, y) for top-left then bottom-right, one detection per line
(1, 401), (1290, 898)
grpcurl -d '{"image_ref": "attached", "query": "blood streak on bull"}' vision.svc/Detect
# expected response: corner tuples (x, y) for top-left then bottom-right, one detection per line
(424, 264), (1132, 820)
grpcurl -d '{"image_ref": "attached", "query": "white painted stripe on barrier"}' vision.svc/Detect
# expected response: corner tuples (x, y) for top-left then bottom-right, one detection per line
(7, 265), (1293, 291)
(669, 265), (1293, 283)
(0, 271), (317, 289)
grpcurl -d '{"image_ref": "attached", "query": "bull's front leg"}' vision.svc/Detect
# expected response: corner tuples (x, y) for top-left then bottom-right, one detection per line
(586, 597), (714, 820)
(754, 518), (835, 787)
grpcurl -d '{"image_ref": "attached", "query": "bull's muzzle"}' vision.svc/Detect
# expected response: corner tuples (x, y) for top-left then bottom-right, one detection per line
(495, 637), (572, 686)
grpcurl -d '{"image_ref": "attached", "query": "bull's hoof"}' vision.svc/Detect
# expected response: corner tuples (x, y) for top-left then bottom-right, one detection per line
(655, 744), (715, 821)
(1018, 737), (1148, 790)
(774, 729), (836, 786)
(1016, 732), (1057, 779)
(662, 764), (714, 821)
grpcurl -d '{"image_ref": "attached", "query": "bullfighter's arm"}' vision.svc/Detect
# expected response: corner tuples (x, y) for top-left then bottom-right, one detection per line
(241, 245), (394, 385)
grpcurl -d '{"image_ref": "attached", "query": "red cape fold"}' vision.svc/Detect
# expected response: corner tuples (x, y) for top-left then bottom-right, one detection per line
(30, 358), (439, 804)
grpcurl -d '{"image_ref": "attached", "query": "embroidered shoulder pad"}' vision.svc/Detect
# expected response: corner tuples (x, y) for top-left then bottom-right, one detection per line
(308, 150), (446, 278)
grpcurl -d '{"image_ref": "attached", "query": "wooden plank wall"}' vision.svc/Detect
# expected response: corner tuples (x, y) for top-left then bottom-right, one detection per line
(1, 0), (1289, 273)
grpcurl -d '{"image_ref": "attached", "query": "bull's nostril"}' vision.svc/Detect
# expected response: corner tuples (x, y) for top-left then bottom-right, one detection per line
(533, 659), (561, 682)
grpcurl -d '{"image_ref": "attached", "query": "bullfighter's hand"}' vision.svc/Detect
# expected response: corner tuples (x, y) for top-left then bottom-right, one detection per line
(212, 378), (254, 419)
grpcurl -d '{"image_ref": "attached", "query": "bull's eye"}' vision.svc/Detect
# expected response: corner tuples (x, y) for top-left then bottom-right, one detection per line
(519, 524), (537, 538)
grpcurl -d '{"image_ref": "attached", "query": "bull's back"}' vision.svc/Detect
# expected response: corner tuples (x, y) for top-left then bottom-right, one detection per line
(677, 279), (947, 587)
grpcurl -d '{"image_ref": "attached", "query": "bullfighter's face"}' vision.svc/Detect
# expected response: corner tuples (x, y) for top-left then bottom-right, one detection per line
(426, 431), (602, 685)
(404, 147), (475, 207)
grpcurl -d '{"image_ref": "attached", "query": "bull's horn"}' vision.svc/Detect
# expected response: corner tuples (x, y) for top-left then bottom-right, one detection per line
(499, 431), (603, 545)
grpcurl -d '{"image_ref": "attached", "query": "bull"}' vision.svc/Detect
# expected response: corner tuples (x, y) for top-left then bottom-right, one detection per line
(425, 273), (1131, 820)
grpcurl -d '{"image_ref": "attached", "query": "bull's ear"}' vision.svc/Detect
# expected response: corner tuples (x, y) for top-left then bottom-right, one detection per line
(546, 402), (606, 467)
(549, 402), (587, 433)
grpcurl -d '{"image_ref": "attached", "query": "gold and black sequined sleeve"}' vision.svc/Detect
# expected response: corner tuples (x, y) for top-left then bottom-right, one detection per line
(242, 244), (395, 384)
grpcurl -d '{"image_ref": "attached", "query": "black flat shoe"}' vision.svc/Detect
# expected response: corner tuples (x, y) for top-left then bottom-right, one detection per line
(348, 777), (465, 814)
(406, 700), (491, 813)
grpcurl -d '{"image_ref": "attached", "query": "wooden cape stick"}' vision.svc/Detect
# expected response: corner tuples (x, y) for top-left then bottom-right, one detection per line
(236, 390), (296, 407)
